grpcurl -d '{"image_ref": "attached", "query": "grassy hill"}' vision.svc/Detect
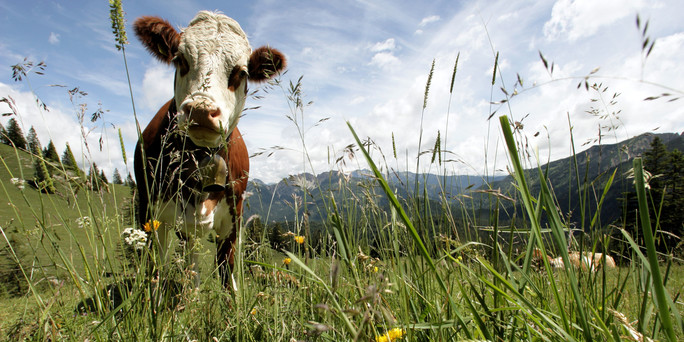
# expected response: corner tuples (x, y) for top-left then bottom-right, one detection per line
(0, 143), (133, 282)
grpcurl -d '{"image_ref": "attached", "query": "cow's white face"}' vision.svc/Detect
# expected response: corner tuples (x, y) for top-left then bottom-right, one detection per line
(134, 11), (286, 148)
(174, 12), (251, 147)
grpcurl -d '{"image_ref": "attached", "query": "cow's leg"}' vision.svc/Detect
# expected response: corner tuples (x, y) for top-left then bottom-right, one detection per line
(216, 232), (238, 291)
(186, 235), (203, 288)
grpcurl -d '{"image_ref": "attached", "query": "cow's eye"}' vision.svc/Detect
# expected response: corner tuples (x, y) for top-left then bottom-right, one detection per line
(228, 66), (248, 91)
(173, 53), (190, 76)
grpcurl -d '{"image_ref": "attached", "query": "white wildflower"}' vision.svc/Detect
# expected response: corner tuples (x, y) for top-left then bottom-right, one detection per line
(76, 216), (92, 229)
(10, 177), (25, 190)
(121, 227), (147, 250)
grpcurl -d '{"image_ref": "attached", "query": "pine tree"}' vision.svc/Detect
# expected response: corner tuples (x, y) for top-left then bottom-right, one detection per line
(43, 140), (60, 164)
(643, 136), (669, 191)
(34, 155), (56, 194)
(125, 172), (136, 192)
(666, 149), (684, 200)
(0, 122), (8, 145)
(26, 126), (42, 156)
(662, 149), (684, 254)
(269, 222), (285, 251)
(40, 140), (60, 175)
(112, 168), (123, 184)
(246, 216), (264, 244)
(88, 163), (101, 191)
(61, 143), (82, 174)
(100, 169), (109, 184)
(5, 118), (27, 150)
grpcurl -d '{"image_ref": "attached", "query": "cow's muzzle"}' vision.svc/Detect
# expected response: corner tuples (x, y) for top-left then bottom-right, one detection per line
(182, 99), (223, 133)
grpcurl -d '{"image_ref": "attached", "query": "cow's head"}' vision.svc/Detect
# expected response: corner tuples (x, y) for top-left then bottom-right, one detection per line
(134, 11), (286, 147)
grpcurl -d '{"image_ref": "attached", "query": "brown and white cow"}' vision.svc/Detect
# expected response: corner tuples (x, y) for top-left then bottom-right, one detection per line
(532, 248), (616, 272)
(133, 11), (285, 289)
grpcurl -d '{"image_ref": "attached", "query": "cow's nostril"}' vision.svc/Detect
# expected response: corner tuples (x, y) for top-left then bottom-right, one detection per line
(209, 108), (221, 118)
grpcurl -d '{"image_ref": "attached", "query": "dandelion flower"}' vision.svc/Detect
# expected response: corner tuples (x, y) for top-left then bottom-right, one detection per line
(250, 308), (257, 315)
(144, 220), (161, 232)
(283, 257), (292, 265)
(373, 266), (379, 273)
(294, 235), (305, 245)
(376, 328), (405, 342)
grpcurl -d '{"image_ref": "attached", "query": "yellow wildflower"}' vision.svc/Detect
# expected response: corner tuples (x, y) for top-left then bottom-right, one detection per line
(294, 235), (305, 244)
(283, 257), (292, 265)
(376, 328), (405, 342)
(374, 266), (379, 273)
(250, 308), (257, 315)
(144, 220), (160, 232)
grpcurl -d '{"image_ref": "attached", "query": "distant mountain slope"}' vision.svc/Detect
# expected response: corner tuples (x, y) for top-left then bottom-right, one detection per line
(244, 168), (504, 223)
(482, 132), (683, 227)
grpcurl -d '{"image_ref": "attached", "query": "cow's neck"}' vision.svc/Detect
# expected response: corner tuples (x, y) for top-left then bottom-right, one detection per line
(161, 100), (229, 204)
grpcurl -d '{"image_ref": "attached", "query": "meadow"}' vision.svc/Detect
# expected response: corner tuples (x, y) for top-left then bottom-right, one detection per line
(0, 4), (682, 341)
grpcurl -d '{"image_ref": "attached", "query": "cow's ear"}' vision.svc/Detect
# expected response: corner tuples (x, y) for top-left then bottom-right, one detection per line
(248, 46), (286, 83)
(133, 16), (180, 64)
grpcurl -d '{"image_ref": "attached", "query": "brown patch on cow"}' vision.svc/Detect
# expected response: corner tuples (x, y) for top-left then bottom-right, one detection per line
(248, 46), (286, 82)
(141, 100), (174, 150)
(201, 192), (225, 217)
(228, 65), (247, 92)
(133, 16), (181, 64)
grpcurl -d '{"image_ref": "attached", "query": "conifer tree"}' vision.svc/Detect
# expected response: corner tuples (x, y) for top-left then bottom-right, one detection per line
(88, 163), (101, 191)
(0, 122), (8, 145)
(26, 126), (41, 156)
(43, 140), (60, 164)
(269, 222), (285, 252)
(5, 118), (27, 150)
(40, 140), (60, 175)
(34, 155), (56, 194)
(61, 143), (82, 175)
(112, 168), (123, 184)
(100, 169), (109, 184)
(125, 172), (136, 193)
(643, 136), (669, 192)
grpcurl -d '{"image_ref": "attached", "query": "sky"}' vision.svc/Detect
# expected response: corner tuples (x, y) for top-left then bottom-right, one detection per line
(0, 0), (683, 184)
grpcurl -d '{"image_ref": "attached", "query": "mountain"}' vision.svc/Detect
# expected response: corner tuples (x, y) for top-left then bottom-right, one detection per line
(481, 132), (684, 227)
(244, 169), (504, 223)
(244, 132), (684, 227)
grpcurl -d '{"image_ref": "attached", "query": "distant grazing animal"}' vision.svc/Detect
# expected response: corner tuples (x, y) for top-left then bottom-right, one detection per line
(532, 248), (616, 272)
(133, 11), (285, 289)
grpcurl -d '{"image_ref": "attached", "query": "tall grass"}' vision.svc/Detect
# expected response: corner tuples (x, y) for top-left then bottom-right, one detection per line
(0, 7), (682, 342)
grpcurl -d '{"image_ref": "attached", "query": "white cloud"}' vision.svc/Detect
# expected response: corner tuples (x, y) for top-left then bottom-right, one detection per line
(0, 82), (130, 179)
(543, 0), (646, 41)
(48, 32), (60, 45)
(140, 64), (174, 112)
(369, 52), (401, 70)
(371, 38), (396, 52)
(419, 15), (440, 27)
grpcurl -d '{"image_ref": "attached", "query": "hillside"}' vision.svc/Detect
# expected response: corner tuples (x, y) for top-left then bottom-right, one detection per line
(482, 132), (684, 227)
(0, 143), (133, 275)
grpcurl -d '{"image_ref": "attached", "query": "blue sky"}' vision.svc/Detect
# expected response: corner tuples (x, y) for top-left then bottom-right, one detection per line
(1, 0), (683, 183)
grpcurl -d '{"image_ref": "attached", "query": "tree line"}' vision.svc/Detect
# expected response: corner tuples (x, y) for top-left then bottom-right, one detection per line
(0, 117), (135, 193)
(617, 136), (683, 258)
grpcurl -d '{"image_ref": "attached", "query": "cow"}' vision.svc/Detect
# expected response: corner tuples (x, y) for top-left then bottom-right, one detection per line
(132, 11), (285, 289)
(532, 248), (617, 272)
